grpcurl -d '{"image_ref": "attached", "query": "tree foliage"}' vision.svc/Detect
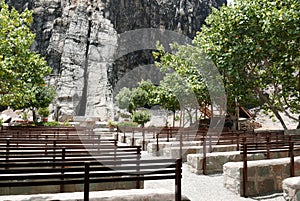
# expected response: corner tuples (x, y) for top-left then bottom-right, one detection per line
(154, 43), (210, 108)
(114, 87), (133, 112)
(115, 80), (157, 113)
(132, 110), (151, 127)
(0, 0), (52, 110)
(154, 0), (300, 129)
(194, 0), (300, 129)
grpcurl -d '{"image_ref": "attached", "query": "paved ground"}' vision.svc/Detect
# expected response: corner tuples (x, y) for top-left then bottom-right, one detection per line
(118, 133), (288, 201)
(145, 161), (285, 201)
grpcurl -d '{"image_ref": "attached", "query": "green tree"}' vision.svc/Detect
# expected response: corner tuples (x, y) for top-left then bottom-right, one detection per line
(132, 110), (151, 127)
(0, 1), (52, 115)
(153, 73), (182, 127)
(154, 43), (210, 108)
(131, 80), (156, 109)
(114, 87), (134, 113)
(155, 0), (300, 129)
(115, 80), (157, 114)
(194, 0), (300, 129)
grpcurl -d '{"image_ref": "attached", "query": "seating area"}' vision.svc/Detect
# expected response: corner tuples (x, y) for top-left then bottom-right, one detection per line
(2, 124), (300, 200)
(114, 126), (300, 198)
(0, 125), (183, 201)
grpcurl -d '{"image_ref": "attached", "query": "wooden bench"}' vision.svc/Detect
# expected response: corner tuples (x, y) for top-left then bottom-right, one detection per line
(0, 157), (182, 201)
(185, 132), (287, 175)
(0, 126), (94, 140)
(0, 137), (118, 150)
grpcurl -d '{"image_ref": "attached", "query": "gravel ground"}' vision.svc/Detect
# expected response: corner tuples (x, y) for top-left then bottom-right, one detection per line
(141, 149), (285, 201)
(145, 163), (285, 201)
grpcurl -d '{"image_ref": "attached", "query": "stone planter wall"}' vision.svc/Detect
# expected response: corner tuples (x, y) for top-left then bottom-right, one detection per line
(188, 151), (264, 175)
(223, 157), (300, 196)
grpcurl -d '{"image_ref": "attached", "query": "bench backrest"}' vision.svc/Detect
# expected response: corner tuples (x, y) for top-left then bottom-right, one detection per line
(0, 157), (182, 201)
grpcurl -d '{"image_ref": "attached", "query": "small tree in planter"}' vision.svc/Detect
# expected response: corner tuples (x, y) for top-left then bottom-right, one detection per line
(132, 110), (151, 127)
(107, 121), (117, 131)
(38, 107), (50, 122)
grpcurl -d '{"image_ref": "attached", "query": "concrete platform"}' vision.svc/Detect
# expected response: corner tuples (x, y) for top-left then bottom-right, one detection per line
(0, 188), (190, 201)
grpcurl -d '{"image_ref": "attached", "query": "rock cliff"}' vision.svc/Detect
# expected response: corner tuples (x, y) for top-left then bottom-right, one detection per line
(6, 0), (227, 121)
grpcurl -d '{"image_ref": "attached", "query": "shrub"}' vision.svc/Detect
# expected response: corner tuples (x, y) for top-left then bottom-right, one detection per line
(117, 121), (138, 128)
(38, 107), (50, 118)
(35, 121), (61, 126)
(132, 110), (151, 127)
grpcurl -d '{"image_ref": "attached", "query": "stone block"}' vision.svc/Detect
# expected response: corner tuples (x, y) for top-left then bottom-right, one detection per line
(258, 165), (270, 177)
(283, 176), (300, 201)
(223, 157), (300, 197)
(188, 151), (264, 175)
(259, 179), (275, 194)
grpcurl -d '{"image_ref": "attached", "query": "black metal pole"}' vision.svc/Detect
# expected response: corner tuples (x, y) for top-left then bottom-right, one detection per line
(84, 162), (90, 201)
(175, 158), (182, 201)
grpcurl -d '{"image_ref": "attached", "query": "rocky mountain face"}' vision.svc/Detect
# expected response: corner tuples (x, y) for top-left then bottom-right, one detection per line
(6, 0), (226, 121)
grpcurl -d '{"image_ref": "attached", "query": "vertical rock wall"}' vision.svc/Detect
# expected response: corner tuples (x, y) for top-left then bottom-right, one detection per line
(5, 0), (226, 121)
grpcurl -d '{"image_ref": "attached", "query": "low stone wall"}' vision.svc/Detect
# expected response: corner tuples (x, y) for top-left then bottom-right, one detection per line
(0, 188), (191, 201)
(282, 176), (300, 201)
(135, 138), (176, 151)
(172, 144), (237, 162)
(223, 157), (300, 197)
(187, 151), (264, 174)
(147, 141), (201, 156)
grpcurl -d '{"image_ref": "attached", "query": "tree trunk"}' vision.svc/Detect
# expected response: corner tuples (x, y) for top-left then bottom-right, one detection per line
(173, 111), (175, 127)
(256, 89), (287, 130)
(180, 110), (183, 127)
(32, 109), (37, 123)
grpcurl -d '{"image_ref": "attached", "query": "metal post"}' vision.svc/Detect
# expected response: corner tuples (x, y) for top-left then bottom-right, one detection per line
(6, 139), (10, 163)
(60, 148), (66, 192)
(156, 134), (159, 154)
(132, 129), (135, 146)
(175, 158), (182, 201)
(266, 136), (270, 159)
(123, 131), (126, 143)
(179, 130), (183, 159)
(53, 140), (56, 168)
(84, 162), (90, 201)
(142, 129), (145, 151)
(242, 138), (248, 197)
(202, 139), (207, 175)
(290, 141), (295, 177)
(136, 146), (141, 189)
